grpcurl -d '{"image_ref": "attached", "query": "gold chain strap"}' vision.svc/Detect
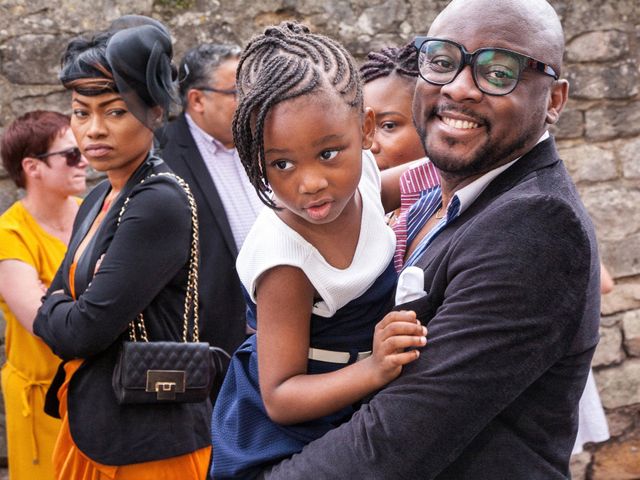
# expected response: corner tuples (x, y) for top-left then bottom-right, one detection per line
(117, 172), (200, 343)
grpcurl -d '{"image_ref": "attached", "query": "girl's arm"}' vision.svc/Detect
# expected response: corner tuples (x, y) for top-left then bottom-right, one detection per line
(379, 158), (429, 213)
(0, 260), (47, 333)
(257, 264), (426, 425)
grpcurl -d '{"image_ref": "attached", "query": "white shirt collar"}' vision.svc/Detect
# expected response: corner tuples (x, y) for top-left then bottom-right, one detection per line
(452, 131), (550, 216)
(184, 112), (233, 154)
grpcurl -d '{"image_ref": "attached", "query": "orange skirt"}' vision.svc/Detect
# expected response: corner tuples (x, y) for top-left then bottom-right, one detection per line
(53, 360), (211, 480)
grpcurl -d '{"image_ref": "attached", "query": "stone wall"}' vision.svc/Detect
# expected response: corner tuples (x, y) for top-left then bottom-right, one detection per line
(0, 0), (638, 477)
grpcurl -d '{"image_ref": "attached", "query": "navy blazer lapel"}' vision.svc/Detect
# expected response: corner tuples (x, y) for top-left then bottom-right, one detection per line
(475, 137), (560, 202)
(412, 137), (561, 272)
(172, 115), (238, 257)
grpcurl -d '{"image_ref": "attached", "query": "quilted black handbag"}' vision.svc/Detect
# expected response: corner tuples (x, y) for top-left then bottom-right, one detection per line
(111, 172), (224, 404)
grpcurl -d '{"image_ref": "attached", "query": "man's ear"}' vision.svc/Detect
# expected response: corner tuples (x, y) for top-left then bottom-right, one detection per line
(545, 79), (569, 125)
(187, 89), (206, 114)
(362, 107), (376, 149)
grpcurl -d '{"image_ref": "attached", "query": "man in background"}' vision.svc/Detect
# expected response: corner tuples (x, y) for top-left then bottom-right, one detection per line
(161, 44), (263, 399)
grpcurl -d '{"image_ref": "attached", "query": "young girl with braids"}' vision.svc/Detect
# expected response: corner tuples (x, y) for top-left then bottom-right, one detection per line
(211, 23), (427, 479)
(361, 44), (442, 271)
(360, 43), (426, 171)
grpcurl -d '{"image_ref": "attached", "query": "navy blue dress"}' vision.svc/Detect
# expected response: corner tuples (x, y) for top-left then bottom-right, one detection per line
(211, 261), (396, 479)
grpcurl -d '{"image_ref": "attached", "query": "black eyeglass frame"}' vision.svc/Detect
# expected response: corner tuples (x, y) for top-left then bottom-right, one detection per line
(193, 85), (238, 96)
(35, 146), (83, 167)
(413, 36), (559, 96)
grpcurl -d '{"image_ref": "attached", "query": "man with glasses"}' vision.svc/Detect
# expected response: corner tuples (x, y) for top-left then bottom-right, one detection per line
(261, 0), (600, 478)
(160, 44), (263, 402)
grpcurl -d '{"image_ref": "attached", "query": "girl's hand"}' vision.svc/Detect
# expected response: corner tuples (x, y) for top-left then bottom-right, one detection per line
(365, 310), (427, 387)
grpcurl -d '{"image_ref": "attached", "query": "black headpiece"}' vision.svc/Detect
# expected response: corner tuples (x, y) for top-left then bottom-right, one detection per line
(60, 15), (178, 131)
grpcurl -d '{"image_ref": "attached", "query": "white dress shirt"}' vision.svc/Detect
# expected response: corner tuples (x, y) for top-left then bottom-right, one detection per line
(185, 113), (263, 251)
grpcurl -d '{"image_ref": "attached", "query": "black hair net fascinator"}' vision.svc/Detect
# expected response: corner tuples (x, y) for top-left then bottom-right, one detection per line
(105, 18), (179, 131)
(107, 14), (170, 34)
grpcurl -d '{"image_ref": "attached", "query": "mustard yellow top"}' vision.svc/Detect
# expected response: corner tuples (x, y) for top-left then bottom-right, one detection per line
(0, 200), (69, 379)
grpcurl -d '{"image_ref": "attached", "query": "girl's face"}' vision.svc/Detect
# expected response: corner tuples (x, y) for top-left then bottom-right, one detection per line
(364, 74), (426, 170)
(35, 127), (88, 196)
(70, 91), (154, 180)
(262, 92), (375, 227)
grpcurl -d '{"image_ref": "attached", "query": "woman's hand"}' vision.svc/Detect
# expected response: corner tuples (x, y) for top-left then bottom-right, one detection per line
(94, 253), (105, 275)
(365, 310), (427, 388)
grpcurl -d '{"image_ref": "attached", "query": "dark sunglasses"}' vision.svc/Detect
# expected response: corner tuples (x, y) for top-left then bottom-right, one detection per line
(414, 37), (559, 96)
(194, 85), (238, 95)
(35, 146), (83, 167)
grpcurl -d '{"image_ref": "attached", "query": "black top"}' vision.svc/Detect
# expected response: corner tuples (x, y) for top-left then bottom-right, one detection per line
(34, 157), (211, 465)
(263, 138), (601, 479)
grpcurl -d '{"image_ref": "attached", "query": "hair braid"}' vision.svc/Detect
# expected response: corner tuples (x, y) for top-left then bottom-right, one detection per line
(232, 21), (362, 208)
(359, 42), (419, 84)
(237, 56), (316, 207)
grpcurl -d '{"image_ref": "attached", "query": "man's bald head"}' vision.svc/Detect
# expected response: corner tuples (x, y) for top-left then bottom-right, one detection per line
(429, 0), (564, 75)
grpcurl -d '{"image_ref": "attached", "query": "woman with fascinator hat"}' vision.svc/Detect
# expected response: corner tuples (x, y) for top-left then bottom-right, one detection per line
(32, 16), (212, 479)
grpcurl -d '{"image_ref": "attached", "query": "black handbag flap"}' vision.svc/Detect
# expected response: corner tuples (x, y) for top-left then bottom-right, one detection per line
(120, 341), (212, 390)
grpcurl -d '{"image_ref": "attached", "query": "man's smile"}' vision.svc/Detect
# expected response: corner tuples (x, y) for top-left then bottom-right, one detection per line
(441, 116), (480, 130)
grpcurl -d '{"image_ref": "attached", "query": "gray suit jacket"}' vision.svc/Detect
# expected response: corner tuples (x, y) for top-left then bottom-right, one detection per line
(264, 137), (601, 479)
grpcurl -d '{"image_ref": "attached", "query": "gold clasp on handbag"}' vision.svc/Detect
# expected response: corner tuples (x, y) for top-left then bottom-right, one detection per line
(146, 370), (186, 400)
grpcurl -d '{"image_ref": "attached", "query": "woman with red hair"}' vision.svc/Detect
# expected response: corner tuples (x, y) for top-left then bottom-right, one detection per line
(0, 110), (87, 479)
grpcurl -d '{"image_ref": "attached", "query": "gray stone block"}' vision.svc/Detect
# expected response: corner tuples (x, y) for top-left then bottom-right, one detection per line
(567, 62), (638, 100)
(593, 324), (624, 367)
(622, 309), (640, 357)
(559, 143), (618, 184)
(595, 358), (640, 409)
(586, 103), (640, 141)
(566, 30), (629, 63)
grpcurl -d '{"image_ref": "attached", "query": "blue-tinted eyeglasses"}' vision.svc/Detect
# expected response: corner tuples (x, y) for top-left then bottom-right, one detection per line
(414, 37), (559, 96)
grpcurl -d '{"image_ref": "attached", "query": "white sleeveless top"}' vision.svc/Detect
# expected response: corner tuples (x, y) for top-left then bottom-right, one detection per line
(236, 150), (396, 318)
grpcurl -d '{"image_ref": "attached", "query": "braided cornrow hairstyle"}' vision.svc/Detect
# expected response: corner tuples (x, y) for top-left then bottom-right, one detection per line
(359, 42), (419, 85)
(233, 21), (363, 208)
